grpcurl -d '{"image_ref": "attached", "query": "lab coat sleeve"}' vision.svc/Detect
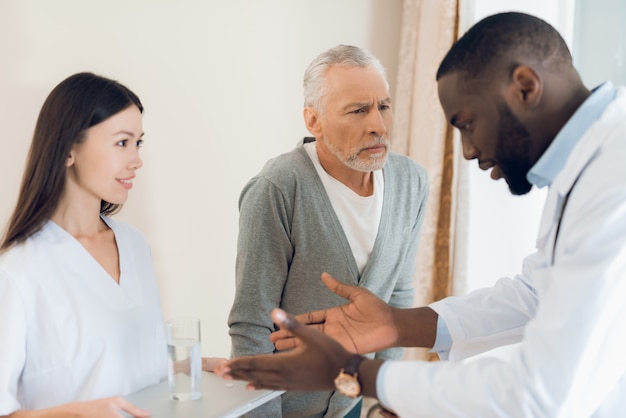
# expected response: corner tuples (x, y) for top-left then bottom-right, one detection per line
(429, 253), (541, 361)
(0, 271), (27, 414)
(378, 182), (626, 417)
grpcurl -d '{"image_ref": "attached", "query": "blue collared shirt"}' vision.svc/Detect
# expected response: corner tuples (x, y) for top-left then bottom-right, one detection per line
(429, 81), (617, 356)
(527, 81), (617, 188)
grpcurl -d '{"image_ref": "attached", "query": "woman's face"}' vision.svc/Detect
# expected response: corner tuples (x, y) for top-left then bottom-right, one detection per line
(66, 105), (144, 206)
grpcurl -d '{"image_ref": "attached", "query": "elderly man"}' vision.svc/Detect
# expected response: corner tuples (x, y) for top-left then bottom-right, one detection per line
(227, 44), (428, 417)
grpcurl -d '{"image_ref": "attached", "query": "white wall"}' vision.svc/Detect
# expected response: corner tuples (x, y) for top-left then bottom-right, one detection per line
(573, 0), (626, 87)
(0, 0), (403, 358)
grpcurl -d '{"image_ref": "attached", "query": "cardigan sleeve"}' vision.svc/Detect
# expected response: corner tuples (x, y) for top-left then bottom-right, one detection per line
(227, 176), (293, 417)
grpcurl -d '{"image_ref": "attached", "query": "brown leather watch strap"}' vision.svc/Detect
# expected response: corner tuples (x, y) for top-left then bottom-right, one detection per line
(343, 354), (366, 376)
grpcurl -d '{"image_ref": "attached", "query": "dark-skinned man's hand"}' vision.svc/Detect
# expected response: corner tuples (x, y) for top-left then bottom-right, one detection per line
(270, 272), (398, 354)
(215, 307), (353, 392)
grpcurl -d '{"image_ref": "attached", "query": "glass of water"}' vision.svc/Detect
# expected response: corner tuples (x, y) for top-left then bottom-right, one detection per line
(165, 317), (202, 401)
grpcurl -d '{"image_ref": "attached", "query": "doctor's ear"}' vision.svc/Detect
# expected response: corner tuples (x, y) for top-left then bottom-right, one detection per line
(508, 65), (542, 109)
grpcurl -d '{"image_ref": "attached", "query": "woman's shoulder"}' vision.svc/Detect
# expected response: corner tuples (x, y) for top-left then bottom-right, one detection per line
(0, 225), (49, 265)
(0, 227), (51, 283)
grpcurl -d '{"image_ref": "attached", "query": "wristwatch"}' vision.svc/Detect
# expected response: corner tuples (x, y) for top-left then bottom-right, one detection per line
(334, 354), (366, 398)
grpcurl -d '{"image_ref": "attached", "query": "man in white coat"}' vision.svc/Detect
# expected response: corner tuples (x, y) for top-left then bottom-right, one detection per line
(215, 11), (626, 418)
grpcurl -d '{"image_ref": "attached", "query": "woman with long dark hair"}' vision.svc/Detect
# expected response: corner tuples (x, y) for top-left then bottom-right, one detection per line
(0, 72), (165, 417)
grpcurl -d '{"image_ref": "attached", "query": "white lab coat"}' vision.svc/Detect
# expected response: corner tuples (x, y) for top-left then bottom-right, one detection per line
(380, 88), (626, 417)
(0, 217), (167, 413)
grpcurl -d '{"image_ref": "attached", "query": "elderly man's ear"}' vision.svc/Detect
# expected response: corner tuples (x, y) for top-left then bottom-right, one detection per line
(304, 107), (323, 137)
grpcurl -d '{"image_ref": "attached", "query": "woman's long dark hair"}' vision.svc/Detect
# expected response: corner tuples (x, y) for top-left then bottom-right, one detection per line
(0, 72), (143, 251)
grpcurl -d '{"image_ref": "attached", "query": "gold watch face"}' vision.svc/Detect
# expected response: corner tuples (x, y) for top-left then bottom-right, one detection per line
(334, 371), (361, 398)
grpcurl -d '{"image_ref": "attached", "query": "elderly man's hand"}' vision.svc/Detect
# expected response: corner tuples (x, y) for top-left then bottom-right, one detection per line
(202, 357), (228, 372)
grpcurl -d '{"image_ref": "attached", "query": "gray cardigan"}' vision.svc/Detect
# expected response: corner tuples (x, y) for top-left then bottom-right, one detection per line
(228, 138), (429, 417)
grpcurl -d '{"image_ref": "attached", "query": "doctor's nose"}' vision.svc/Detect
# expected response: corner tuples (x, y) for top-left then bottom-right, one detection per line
(461, 137), (479, 160)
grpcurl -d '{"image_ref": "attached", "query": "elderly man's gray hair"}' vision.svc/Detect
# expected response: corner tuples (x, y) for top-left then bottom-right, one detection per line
(303, 45), (388, 112)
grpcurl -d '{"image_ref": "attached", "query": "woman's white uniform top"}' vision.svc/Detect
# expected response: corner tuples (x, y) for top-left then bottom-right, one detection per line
(0, 216), (167, 413)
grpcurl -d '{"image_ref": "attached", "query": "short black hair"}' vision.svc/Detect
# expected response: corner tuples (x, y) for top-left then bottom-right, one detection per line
(436, 12), (572, 82)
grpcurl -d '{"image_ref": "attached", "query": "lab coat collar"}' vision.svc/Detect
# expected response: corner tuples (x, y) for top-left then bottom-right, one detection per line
(536, 87), (626, 254)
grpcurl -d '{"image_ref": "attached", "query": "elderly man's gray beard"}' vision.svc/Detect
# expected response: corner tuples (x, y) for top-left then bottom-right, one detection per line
(326, 136), (389, 172)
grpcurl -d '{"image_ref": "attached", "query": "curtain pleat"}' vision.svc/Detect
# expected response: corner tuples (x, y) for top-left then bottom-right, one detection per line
(391, 0), (470, 361)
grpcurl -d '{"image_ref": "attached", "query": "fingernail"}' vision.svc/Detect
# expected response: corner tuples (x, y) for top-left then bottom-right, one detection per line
(274, 309), (287, 323)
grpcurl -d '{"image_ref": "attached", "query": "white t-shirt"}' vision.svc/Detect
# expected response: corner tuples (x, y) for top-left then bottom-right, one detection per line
(0, 217), (167, 413)
(304, 141), (384, 273)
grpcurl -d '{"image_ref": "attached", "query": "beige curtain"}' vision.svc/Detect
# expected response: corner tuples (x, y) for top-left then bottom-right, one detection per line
(391, 0), (473, 361)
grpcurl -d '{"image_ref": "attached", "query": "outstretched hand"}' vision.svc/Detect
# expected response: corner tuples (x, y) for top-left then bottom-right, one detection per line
(215, 308), (352, 392)
(270, 272), (398, 354)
